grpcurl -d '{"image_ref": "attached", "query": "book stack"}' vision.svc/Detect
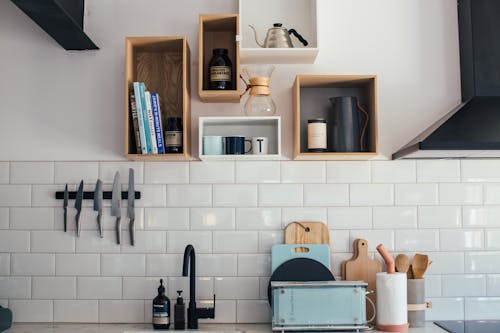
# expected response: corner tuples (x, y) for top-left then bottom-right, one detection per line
(130, 82), (166, 154)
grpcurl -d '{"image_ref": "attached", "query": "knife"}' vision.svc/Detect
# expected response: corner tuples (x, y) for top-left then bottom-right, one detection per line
(127, 169), (135, 246)
(111, 172), (121, 245)
(74, 180), (84, 237)
(63, 184), (69, 232)
(93, 179), (103, 238)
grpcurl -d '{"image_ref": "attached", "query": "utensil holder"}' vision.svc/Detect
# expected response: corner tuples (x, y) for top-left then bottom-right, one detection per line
(407, 279), (431, 327)
(376, 272), (409, 332)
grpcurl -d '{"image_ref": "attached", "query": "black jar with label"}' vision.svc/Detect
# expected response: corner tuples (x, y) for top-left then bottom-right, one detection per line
(165, 117), (183, 153)
(208, 48), (233, 90)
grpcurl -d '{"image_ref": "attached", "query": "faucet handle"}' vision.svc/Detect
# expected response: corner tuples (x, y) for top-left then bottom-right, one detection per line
(195, 294), (216, 319)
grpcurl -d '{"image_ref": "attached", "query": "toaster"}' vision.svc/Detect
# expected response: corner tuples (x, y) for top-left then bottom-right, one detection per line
(271, 281), (370, 332)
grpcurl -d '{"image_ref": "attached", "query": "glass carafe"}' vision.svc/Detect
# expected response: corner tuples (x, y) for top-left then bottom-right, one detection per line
(242, 65), (276, 116)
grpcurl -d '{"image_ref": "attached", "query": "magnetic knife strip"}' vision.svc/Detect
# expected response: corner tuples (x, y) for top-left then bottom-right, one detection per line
(55, 191), (141, 200)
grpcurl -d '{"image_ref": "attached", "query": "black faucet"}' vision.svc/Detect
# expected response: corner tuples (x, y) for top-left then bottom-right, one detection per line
(182, 244), (215, 329)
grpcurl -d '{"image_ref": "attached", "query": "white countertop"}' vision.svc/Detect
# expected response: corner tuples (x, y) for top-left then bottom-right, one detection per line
(6, 323), (447, 333)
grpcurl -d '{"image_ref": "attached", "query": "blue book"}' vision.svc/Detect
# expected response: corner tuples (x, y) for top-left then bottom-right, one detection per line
(150, 93), (165, 154)
(138, 82), (152, 153)
(132, 82), (148, 154)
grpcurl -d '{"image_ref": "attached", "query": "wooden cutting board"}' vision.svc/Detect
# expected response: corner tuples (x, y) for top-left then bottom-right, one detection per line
(341, 238), (360, 280)
(284, 222), (330, 245)
(343, 239), (381, 322)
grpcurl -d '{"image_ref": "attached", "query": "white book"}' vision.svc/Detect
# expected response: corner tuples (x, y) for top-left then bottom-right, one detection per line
(144, 91), (158, 154)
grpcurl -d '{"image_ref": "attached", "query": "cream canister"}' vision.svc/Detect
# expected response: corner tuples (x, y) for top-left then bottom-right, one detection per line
(307, 118), (327, 152)
(376, 272), (409, 332)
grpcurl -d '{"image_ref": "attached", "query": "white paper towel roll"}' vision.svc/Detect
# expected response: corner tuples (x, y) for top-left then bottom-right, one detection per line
(376, 272), (407, 327)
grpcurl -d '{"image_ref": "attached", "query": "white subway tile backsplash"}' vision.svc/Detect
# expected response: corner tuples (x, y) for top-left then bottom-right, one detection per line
(12, 253), (54, 275)
(121, 231), (166, 253)
(0, 277), (30, 298)
(56, 254), (100, 276)
(258, 230), (283, 253)
(442, 275), (486, 297)
(440, 229), (484, 251)
(465, 297), (500, 320)
(281, 161), (326, 183)
(238, 254), (271, 276)
(283, 207), (327, 226)
(199, 300), (236, 323)
(0, 162), (8, 184)
(214, 185), (257, 207)
(191, 208), (235, 230)
(167, 230), (211, 253)
(167, 277), (214, 300)
(327, 161), (370, 183)
(487, 275), (500, 296)
(426, 252), (465, 275)
(236, 208), (281, 230)
(101, 254), (145, 276)
(463, 206), (500, 227)
(214, 231), (258, 253)
(0, 230), (30, 252)
(350, 184), (394, 206)
(373, 206), (417, 229)
(32, 185), (64, 207)
(461, 160), (500, 182)
(417, 160), (460, 182)
(54, 300), (98, 323)
(486, 229), (500, 249)
(330, 230), (350, 252)
(439, 183), (483, 204)
(349, 230), (394, 251)
(484, 183), (500, 204)
(10, 300), (53, 322)
(32, 277), (76, 299)
(0, 185), (31, 206)
(215, 277), (259, 299)
(331, 252), (352, 276)
(197, 254), (237, 276)
(99, 162), (144, 184)
(167, 185), (212, 207)
(0, 208), (7, 229)
(236, 161), (280, 184)
(237, 300), (271, 323)
(134, 185), (166, 207)
(10, 207), (54, 230)
(259, 184), (303, 207)
(31, 231), (75, 252)
(395, 184), (438, 205)
(0, 254), (9, 275)
(146, 254), (183, 277)
(395, 229), (439, 251)
(10, 162), (54, 184)
(77, 277), (122, 299)
(144, 162), (189, 184)
(144, 208), (189, 230)
(303, 184), (348, 206)
(372, 161), (415, 183)
(328, 207), (372, 229)
(99, 300), (144, 323)
(75, 231), (120, 253)
(465, 252), (500, 273)
(425, 275), (442, 297)
(54, 162), (98, 184)
(419, 206), (461, 228)
(190, 161), (234, 183)
(426, 298), (464, 320)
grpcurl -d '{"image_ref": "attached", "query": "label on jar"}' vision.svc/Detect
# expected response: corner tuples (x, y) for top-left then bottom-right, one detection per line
(210, 66), (231, 82)
(165, 131), (182, 148)
(308, 122), (327, 149)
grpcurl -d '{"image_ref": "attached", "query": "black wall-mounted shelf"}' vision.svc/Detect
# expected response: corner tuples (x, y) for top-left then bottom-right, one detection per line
(55, 191), (141, 200)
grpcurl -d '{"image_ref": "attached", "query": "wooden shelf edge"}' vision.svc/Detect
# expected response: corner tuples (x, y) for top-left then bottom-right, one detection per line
(126, 154), (193, 162)
(293, 152), (378, 161)
(240, 47), (319, 64)
(199, 90), (242, 103)
(199, 154), (283, 161)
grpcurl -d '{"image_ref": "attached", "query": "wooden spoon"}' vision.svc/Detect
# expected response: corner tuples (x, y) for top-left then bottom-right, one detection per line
(412, 254), (429, 279)
(407, 264), (414, 279)
(395, 254), (410, 274)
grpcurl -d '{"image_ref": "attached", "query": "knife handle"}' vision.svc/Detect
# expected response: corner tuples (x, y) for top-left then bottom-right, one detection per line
(116, 217), (121, 245)
(76, 212), (81, 237)
(97, 213), (103, 238)
(63, 208), (67, 232)
(129, 219), (135, 246)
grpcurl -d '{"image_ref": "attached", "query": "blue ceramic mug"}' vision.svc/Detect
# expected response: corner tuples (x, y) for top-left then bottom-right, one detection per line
(203, 136), (224, 155)
(225, 136), (252, 154)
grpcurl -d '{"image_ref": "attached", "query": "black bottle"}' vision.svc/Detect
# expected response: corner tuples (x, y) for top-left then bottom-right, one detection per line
(152, 279), (170, 330)
(174, 290), (185, 330)
(164, 117), (183, 153)
(208, 48), (233, 90)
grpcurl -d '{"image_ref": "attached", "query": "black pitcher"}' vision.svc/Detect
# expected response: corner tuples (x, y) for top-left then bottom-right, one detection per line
(329, 96), (369, 152)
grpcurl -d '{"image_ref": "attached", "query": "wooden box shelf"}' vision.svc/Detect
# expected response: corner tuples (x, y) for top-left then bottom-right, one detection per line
(293, 75), (378, 160)
(199, 14), (240, 103)
(125, 36), (191, 161)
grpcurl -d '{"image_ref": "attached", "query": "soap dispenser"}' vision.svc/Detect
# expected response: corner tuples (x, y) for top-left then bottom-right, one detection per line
(152, 279), (170, 330)
(174, 290), (186, 330)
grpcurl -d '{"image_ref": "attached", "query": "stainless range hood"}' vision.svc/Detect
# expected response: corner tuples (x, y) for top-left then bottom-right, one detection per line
(393, 0), (500, 159)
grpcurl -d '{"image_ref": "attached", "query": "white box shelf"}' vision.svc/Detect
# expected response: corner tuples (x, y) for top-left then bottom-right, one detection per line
(238, 0), (318, 64)
(199, 116), (282, 160)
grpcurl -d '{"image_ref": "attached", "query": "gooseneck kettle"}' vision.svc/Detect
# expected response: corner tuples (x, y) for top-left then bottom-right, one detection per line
(249, 23), (308, 48)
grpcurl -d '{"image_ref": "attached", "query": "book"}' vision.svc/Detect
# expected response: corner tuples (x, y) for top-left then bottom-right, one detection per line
(129, 93), (142, 153)
(150, 93), (165, 154)
(138, 82), (152, 153)
(144, 91), (158, 154)
(132, 83), (148, 154)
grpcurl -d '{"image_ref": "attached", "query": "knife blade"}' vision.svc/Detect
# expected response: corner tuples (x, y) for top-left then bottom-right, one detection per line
(63, 184), (69, 232)
(74, 180), (84, 237)
(127, 168), (135, 246)
(93, 179), (103, 238)
(111, 172), (121, 245)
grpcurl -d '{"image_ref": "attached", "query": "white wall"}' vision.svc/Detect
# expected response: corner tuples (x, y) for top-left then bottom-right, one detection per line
(0, 0), (460, 160)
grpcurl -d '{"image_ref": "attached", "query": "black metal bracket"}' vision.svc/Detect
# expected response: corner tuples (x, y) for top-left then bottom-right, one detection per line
(55, 191), (141, 200)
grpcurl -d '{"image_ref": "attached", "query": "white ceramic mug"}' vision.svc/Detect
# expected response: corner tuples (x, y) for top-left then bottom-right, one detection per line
(252, 137), (268, 155)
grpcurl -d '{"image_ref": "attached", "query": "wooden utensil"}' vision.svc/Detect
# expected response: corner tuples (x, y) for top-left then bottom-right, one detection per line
(412, 254), (429, 279)
(344, 239), (381, 321)
(407, 264), (414, 279)
(395, 254), (410, 274)
(376, 243), (395, 273)
(341, 239), (360, 280)
(284, 222), (330, 252)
